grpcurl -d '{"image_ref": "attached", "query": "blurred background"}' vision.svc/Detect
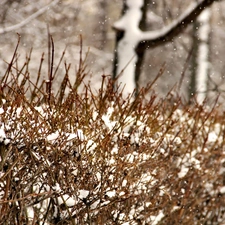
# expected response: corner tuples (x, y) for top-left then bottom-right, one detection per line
(0, 0), (225, 104)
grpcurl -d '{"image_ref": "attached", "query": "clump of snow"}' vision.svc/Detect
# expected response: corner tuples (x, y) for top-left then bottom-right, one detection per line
(57, 194), (77, 207)
(177, 152), (201, 178)
(106, 190), (116, 198)
(207, 131), (219, 143)
(78, 189), (89, 199)
(47, 129), (84, 142)
(150, 210), (165, 225)
(219, 186), (225, 194)
(0, 108), (4, 114)
(0, 126), (10, 145)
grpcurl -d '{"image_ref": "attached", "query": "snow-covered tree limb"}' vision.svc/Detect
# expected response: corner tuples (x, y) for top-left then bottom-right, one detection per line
(0, 0), (60, 34)
(114, 0), (220, 47)
(113, 0), (221, 96)
(140, 0), (220, 47)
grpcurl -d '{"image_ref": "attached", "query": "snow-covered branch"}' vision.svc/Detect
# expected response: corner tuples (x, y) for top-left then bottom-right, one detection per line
(114, 0), (220, 47)
(0, 0), (59, 34)
(140, 0), (220, 47)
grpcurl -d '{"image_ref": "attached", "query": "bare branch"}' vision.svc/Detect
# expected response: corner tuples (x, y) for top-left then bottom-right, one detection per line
(0, 0), (60, 34)
(141, 0), (222, 48)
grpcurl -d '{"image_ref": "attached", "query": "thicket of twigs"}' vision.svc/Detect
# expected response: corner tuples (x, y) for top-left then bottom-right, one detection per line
(0, 37), (225, 225)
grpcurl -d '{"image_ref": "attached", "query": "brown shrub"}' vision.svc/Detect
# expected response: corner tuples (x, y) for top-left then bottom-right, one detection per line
(0, 38), (225, 225)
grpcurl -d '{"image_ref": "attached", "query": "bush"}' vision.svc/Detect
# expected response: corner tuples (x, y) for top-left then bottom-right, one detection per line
(0, 39), (225, 225)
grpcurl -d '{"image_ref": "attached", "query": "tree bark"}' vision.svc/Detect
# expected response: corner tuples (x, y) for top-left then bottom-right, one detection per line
(112, 1), (126, 81)
(134, 0), (151, 92)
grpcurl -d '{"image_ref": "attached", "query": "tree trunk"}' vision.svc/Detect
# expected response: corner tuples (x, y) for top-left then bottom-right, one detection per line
(134, 0), (150, 93)
(97, 0), (108, 50)
(195, 9), (211, 104)
(190, 9), (211, 104)
(113, 0), (144, 96)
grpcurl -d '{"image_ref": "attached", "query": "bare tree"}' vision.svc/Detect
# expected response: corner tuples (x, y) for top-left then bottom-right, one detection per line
(0, 0), (59, 34)
(113, 0), (222, 96)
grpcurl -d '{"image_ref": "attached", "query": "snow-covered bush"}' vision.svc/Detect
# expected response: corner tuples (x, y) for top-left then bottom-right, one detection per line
(0, 42), (225, 225)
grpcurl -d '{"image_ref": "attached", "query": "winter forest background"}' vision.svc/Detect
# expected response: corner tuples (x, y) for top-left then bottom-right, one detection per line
(1, 0), (225, 105)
